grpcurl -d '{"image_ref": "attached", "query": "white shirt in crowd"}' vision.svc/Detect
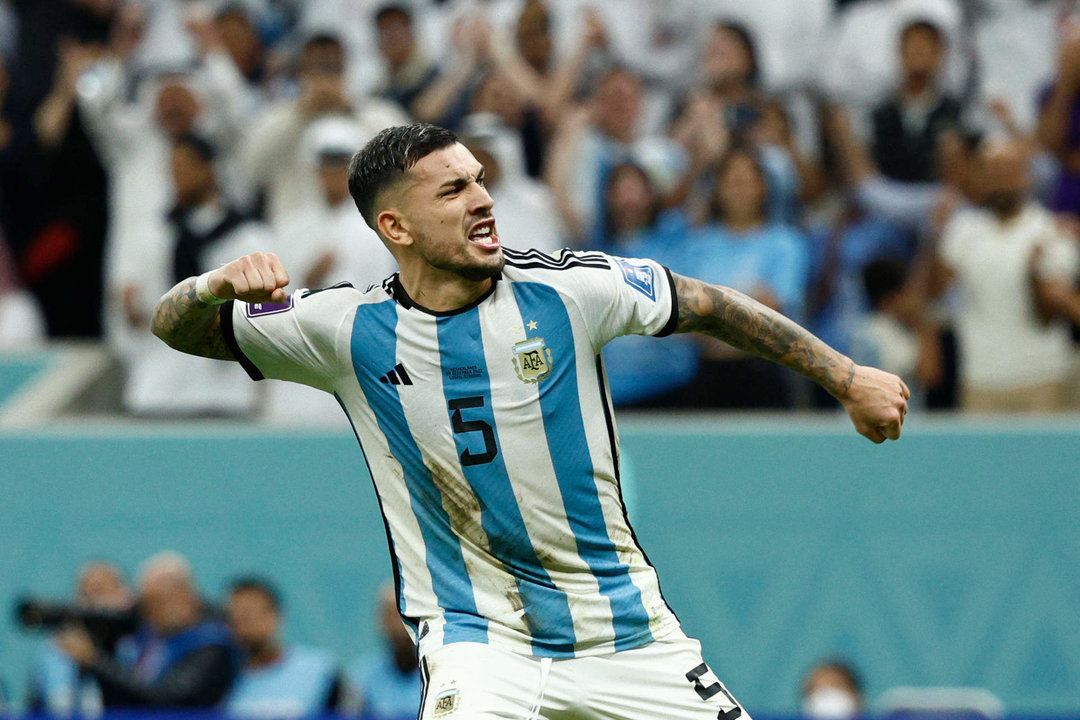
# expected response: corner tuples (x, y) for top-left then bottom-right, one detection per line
(939, 202), (1080, 392)
(122, 202), (267, 416)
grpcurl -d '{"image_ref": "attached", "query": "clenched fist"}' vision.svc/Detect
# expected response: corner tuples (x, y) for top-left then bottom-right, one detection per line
(209, 252), (290, 304)
(838, 364), (911, 444)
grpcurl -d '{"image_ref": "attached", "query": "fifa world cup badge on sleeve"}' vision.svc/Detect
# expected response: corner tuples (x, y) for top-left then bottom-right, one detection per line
(616, 258), (656, 300)
(512, 337), (553, 383)
(245, 296), (293, 318)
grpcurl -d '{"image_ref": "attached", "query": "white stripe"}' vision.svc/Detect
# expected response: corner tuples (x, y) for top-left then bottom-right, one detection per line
(478, 288), (610, 650)
(392, 306), (525, 650)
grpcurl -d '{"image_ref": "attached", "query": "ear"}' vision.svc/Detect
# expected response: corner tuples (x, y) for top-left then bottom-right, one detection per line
(377, 208), (412, 249)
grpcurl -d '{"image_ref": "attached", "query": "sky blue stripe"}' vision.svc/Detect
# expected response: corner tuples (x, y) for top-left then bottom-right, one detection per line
(435, 308), (577, 657)
(350, 301), (487, 645)
(510, 282), (654, 650)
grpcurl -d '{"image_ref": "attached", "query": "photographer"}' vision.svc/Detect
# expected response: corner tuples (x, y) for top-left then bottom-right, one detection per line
(25, 561), (132, 716)
(54, 552), (240, 709)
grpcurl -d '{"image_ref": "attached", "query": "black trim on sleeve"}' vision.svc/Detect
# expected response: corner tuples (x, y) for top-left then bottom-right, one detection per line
(654, 265), (679, 338)
(219, 301), (265, 381)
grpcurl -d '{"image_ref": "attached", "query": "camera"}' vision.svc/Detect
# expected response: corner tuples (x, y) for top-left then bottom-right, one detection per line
(14, 597), (138, 651)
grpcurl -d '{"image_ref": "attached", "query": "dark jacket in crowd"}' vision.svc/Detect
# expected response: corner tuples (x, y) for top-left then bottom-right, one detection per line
(87, 618), (240, 708)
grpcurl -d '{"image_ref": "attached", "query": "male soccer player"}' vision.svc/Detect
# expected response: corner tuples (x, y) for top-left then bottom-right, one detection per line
(152, 123), (908, 720)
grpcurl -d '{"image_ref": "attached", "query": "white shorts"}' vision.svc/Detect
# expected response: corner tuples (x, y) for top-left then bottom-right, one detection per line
(417, 630), (748, 720)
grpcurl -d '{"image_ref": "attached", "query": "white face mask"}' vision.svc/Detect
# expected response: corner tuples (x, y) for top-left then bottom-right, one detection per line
(803, 687), (860, 720)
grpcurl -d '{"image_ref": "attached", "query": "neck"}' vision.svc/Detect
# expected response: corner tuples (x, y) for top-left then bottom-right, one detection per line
(993, 204), (1023, 221)
(182, 187), (219, 211)
(245, 641), (283, 669)
(397, 263), (494, 312)
(902, 75), (932, 99)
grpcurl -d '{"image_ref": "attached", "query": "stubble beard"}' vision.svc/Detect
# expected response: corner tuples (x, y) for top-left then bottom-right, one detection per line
(418, 232), (505, 282)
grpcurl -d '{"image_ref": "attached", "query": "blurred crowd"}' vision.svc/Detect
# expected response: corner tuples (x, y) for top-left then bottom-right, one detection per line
(4, 0), (1080, 415)
(5, 554), (966, 720)
(13, 554), (422, 720)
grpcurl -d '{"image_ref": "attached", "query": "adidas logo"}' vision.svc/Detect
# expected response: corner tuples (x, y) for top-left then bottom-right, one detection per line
(379, 362), (413, 386)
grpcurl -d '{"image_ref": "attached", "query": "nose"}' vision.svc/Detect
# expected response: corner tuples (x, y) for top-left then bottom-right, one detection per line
(469, 181), (494, 214)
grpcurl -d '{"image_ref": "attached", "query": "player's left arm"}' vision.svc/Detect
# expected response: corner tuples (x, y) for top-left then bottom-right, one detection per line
(671, 272), (910, 443)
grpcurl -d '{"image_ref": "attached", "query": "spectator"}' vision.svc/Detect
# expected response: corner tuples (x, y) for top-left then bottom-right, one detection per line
(818, 0), (966, 116)
(669, 21), (814, 221)
(121, 132), (264, 417)
(546, 65), (685, 242)
(935, 137), (1079, 412)
(680, 144), (809, 408)
(27, 561), (133, 717)
(827, 18), (964, 234)
(225, 577), (341, 718)
(588, 162), (698, 408)
(213, 4), (268, 102)
(800, 658), (864, 720)
(56, 551), (240, 709)
(1, 0), (113, 338)
(850, 257), (943, 408)
(805, 202), (913, 362)
(346, 583), (421, 720)
(371, 4), (439, 118)
(697, 0), (832, 93)
(870, 20), (963, 184)
(239, 31), (406, 227)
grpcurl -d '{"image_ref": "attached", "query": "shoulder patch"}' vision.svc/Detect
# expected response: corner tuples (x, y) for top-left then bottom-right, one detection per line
(616, 258), (656, 300)
(246, 296), (294, 317)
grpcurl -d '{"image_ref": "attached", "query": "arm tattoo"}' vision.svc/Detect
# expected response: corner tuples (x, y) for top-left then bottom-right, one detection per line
(150, 277), (235, 361)
(673, 273), (855, 398)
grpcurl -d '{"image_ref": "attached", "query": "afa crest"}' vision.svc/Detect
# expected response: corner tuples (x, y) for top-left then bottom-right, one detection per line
(512, 337), (554, 383)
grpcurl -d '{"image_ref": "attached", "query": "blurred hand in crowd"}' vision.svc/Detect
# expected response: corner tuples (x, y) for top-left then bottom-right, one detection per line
(186, 3), (226, 58)
(56, 38), (100, 93)
(1059, 19), (1080, 88)
(451, 14), (494, 68)
(109, 2), (145, 60)
(672, 91), (729, 169)
(581, 9), (607, 51)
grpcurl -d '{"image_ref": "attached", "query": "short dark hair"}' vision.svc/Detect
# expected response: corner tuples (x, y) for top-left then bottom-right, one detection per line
(375, 3), (412, 25)
(862, 257), (909, 310)
(229, 576), (282, 612)
(714, 21), (760, 86)
(302, 32), (344, 54)
(802, 657), (864, 698)
(348, 123), (459, 230)
(900, 19), (945, 48)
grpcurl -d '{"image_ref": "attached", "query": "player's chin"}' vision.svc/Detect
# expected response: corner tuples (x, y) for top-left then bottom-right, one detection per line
(458, 249), (504, 281)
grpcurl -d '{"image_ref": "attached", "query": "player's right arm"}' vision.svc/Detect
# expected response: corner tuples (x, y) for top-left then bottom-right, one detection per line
(151, 252), (289, 359)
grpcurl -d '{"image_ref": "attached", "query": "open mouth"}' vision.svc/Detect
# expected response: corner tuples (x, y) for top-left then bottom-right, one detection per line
(468, 219), (500, 250)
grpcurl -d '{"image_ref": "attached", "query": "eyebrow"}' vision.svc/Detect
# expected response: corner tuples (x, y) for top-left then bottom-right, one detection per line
(437, 166), (485, 193)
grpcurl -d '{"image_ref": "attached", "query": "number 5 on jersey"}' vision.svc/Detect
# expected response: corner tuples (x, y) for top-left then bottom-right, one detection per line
(449, 396), (497, 466)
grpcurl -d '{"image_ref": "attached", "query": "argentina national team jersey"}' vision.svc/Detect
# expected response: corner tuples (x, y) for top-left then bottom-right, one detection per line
(222, 248), (683, 659)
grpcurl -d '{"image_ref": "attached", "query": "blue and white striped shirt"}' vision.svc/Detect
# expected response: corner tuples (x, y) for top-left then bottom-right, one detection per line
(224, 248), (682, 659)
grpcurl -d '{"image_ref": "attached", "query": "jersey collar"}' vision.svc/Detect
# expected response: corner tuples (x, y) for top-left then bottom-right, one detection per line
(388, 273), (501, 317)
